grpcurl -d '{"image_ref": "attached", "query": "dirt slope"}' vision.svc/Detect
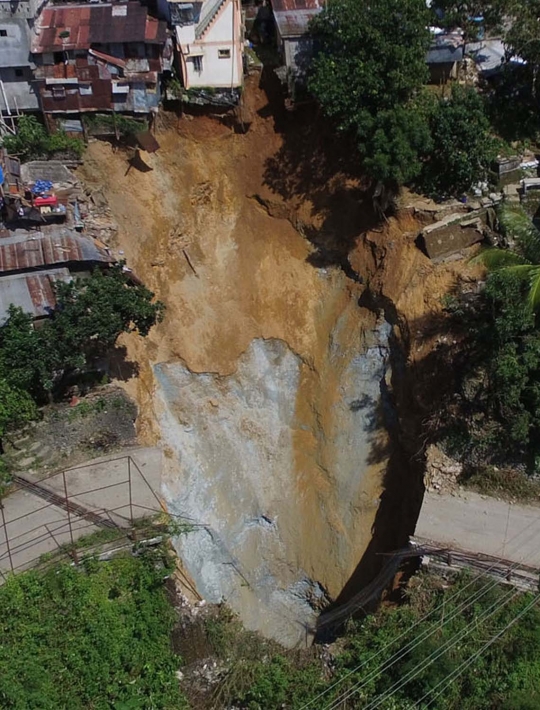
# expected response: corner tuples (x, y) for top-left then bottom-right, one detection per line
(77, 75), (479, 644)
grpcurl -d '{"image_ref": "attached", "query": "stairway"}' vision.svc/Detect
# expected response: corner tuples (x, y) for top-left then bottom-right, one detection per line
(196, 0), (227, 39)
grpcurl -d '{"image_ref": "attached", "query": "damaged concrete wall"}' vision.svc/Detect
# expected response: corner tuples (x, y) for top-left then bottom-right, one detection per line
(417, 212), (486, 260)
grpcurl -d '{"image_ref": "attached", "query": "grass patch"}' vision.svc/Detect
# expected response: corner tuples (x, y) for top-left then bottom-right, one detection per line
(0, 547), (187, 709)
(461, 465), (540, 503)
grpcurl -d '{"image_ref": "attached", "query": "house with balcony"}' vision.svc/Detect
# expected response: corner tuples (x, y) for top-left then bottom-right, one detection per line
(164, 0), (243, 100)
(31, 2), (172, 118)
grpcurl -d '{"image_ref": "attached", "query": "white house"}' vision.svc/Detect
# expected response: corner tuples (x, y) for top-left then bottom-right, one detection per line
(165, 0), (243, 92)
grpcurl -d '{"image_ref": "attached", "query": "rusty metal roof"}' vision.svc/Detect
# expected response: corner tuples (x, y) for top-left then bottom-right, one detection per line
(273, 7), (321, 37)
(0, 228), (111, 274)
(0, 268), (72, 324)
(32, 2), (167, 53)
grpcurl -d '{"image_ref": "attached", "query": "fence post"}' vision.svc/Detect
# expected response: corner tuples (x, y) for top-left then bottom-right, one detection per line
(62, 469), (78, 564)
(0, 502), (14, 573)
(128, 457), (134, 526)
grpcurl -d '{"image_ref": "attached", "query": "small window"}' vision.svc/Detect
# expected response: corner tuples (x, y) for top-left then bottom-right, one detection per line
(52, 86), (66, 99)
(218, 48), (231, 59)
(79, 83), (92, 96)
(193, 55), (203, 73)
(14, 68), (23, 78)
(0, 30), (7, 37)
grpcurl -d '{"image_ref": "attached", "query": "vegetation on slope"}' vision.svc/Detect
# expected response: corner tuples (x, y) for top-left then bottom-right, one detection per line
(183, 572), (540, 709)
(0, 549), (187, 709)
(430, 205), (540, 487)
(308, 0), (540, 195)
(3, 560), (539, 709)
(3, 115), (84, 161)
(0, 264), (163, 453)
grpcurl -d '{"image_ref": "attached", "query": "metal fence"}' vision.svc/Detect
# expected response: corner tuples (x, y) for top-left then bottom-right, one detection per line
(0, 453), (166, 580)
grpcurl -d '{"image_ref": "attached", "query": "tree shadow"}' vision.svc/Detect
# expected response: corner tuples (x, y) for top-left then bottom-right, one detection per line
(258, 67), (384, 279)
(106, 344), (140, 382)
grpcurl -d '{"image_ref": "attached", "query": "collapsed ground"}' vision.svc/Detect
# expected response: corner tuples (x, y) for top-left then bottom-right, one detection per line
(76, 73), (485, 636)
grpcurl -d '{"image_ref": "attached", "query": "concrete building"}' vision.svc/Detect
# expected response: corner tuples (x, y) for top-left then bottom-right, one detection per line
(0, 17), (39, 113)
(272, 0), (323, 82)
(31, 2), (171, 117)
(167, 0), (243, 93)
(0, 0), (46, 21)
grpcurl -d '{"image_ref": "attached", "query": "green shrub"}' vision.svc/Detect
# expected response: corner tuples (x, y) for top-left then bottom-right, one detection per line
(0, 551), (187, 708)
(83, 113), (148, 138)
(3, 115), (84, 161)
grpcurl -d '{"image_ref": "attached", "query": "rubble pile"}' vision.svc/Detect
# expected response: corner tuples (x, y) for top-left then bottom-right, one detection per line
(425, 444), (462, 493)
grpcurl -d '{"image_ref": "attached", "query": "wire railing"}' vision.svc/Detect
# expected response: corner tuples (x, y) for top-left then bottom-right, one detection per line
(0, 454), (169, 580)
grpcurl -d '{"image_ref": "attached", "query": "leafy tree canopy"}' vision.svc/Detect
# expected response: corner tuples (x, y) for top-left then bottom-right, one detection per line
(504, 0), (540, 71)
(51, 263), (165, 357)
(432, 0), (505, 38)
(0, 379), (37, 440)
(0, 265), (164, 404)
(419, 85), (498, 196)
(309, 0), (431, 187)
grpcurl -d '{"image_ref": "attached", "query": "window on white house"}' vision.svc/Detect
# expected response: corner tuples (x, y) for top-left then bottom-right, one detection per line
(193, 55), (203, 72)
(0, 30), (7, 37)
(218, 48), (231, 59)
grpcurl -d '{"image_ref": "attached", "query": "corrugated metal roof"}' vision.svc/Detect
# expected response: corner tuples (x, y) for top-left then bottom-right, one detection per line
(427, 33), (465, 64)
(32, 2), (167, 53)
(273, 7), (321, 37)
(0, 229), (111, 274)
(0, 268), (72, 325)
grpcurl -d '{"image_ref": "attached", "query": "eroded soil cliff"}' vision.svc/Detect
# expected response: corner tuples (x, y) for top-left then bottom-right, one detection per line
(77, 74), (477, 645)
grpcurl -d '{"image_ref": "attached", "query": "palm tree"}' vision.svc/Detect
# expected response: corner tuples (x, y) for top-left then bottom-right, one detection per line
(475, 203), (540, 310)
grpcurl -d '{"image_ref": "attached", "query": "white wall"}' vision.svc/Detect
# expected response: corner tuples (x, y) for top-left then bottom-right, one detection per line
(177, 0), (242, 90)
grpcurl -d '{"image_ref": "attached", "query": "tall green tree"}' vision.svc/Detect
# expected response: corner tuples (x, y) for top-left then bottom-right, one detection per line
(432, 0), (504, 39)
(309, 0), (431, 188)
(420, 85), (498, 196)
(50, 263), (165, 360)
(504, 0), (540, 94)
(0, 266), (164, 403)
(0, 306), (55, 397)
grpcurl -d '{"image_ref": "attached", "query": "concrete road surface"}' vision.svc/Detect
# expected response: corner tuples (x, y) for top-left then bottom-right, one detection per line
(415, 490), (540, 568)
(0, 447), (163, 579)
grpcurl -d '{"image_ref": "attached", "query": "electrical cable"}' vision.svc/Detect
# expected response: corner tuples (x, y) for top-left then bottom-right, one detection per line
(300, 507), (540, 710)
(414, 593), (540, 709)
(327, 584), (521, 710)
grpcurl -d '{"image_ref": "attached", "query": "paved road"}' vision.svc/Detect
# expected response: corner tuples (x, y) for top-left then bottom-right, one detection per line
(0, 447), (163, 579)
(414, 490), (540, 568)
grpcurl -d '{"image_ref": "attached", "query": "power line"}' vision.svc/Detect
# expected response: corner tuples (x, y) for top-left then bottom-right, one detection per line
(301, 507), (540, 710)
(328, 584), (521, 710)
(415, 593), (540, 709)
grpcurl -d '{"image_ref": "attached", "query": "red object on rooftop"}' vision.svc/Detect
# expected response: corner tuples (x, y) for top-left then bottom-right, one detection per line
(34, 195), (58, 207)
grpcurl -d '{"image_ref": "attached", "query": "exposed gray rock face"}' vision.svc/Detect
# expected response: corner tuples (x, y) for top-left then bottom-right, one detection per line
(156, 323), (392, 647)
